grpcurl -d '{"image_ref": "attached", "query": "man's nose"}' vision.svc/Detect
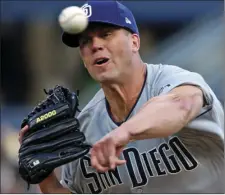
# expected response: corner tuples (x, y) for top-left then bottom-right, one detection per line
(91, 37), (104, 52)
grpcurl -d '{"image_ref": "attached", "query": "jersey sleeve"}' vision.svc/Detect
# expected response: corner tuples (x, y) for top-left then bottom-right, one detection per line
(153, 65), (224, 139)
(154, 65), (213, 112)
(60, 162), (80, 194)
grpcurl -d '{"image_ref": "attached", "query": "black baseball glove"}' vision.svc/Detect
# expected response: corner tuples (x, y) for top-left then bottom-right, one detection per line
(18, 85), (91, 187)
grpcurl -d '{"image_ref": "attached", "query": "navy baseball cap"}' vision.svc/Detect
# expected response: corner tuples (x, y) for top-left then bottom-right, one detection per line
(62, 1), (139, 47)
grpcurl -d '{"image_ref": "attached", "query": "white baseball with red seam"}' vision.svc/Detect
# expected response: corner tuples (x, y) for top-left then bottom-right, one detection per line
(58, 6), (88, 34)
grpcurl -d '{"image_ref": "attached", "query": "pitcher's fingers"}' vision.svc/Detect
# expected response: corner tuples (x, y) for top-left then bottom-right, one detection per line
(90, 148), (107, 168)
(115, 158), (126, 166)
(19, 125), (29, 144)
(95, 163), (110, 173)
(21, 125), (29, 135)
(91, 155), (109, 173)
(91, 143), (109, 166)
(106, 140), (116, 170)
(95, 144), (108, 166)
(116, 146), (124, 157)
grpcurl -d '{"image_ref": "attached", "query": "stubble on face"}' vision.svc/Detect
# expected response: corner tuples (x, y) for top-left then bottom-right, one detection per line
(79, 24), (134, 84)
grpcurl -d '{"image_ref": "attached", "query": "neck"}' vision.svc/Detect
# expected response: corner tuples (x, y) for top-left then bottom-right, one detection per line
(101, 62), (146, 122)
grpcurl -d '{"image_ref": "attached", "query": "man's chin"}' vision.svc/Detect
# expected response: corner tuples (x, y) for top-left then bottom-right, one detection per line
(95, 74), (117, 84)
(91, 69), (119, 83)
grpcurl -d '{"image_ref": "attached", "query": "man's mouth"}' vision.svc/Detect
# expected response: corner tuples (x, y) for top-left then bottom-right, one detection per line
(94, 58), (109, 66)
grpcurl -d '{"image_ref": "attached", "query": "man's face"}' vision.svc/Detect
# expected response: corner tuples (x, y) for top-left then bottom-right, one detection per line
(78, 23), (139, 83)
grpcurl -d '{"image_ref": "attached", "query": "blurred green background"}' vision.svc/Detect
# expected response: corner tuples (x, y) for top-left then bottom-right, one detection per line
(1, 1), (224, 193)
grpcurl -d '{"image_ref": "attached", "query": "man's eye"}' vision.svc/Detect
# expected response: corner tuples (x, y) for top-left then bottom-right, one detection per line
(102, 32), (112, 37)
(79, 38), (89, 45)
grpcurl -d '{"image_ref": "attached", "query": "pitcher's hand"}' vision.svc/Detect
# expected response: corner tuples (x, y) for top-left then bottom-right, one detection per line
(90, 127), (131, 172)
(18, 125), (29, 144)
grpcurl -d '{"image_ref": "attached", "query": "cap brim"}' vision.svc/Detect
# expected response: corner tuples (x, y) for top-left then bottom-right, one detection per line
(61, 21), (134, 48)
(62, 32), (80, 48)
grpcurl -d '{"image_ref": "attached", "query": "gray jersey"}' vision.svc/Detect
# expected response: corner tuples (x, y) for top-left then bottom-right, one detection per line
(61, 64), (224, 193)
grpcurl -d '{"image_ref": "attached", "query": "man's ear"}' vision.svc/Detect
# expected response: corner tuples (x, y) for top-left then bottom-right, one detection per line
(131, 34), (140, 52)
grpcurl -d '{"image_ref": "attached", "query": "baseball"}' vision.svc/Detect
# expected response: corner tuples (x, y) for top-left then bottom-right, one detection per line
(58, 6), (88, 34)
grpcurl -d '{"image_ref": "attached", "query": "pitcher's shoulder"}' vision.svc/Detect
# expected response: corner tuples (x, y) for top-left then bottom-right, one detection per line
(79, 89), (105, 116)
(146, 63), (187, 72)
